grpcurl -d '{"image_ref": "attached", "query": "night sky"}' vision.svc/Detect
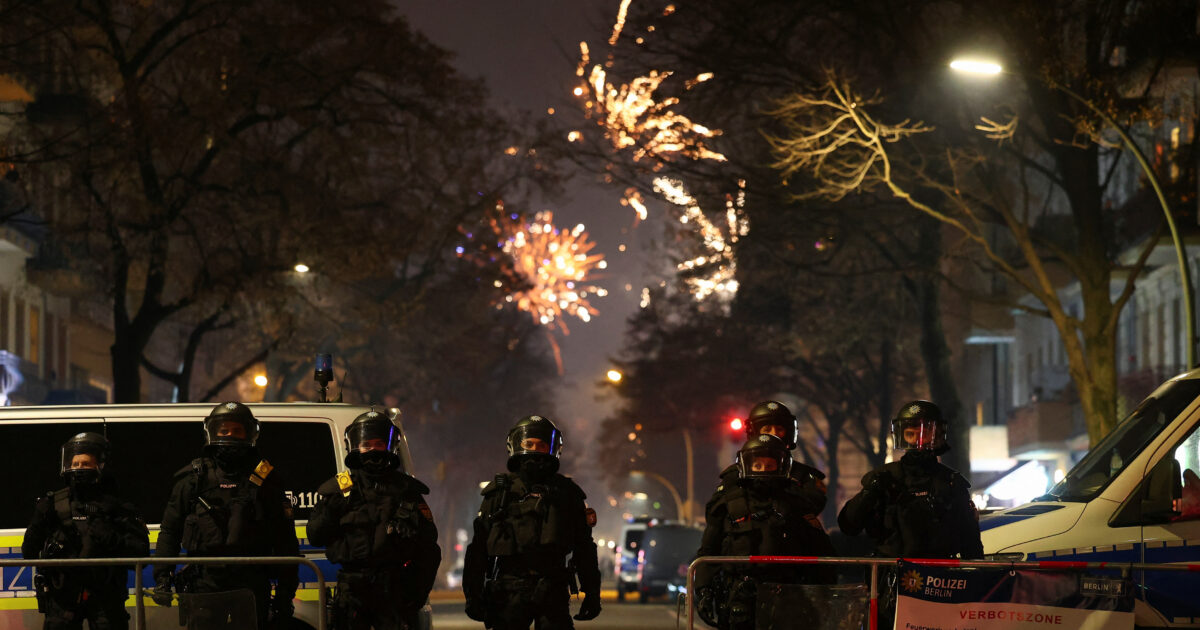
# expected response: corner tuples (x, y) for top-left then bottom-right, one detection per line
(401, 1), (653, 491)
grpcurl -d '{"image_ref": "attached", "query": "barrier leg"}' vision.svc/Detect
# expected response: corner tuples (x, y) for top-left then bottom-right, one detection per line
(869, 563), (878, 630)
(134, 561), (145, 630)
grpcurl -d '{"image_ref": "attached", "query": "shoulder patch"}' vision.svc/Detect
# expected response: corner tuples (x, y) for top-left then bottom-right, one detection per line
(249, 460), (274, 486)
(336, 471), (354, 497)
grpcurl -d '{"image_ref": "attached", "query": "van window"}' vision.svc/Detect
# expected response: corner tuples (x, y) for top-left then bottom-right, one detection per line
(1, 419), (338, 530)
(1170, 425), (1200, 521)
(1044, 379), (1200, 502)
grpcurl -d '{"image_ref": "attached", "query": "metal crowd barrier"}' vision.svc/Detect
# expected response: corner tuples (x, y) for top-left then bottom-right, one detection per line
(684, 555), (1200, 630)
(0, 556), (327, 630)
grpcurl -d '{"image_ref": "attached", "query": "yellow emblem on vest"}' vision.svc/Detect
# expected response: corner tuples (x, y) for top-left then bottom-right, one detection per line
(336, 471), (354, 497)
(249, 460), (274, 486)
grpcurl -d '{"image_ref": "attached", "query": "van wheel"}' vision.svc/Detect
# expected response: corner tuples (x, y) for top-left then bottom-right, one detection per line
(616, 583), (626, 602)
(638, 590), (648, 604)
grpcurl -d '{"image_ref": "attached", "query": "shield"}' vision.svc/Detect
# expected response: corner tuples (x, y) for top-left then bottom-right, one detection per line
(755, 583), (868, 630)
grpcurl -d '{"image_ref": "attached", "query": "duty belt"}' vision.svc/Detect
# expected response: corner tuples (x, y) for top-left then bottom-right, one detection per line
(492, 555), (564, 577)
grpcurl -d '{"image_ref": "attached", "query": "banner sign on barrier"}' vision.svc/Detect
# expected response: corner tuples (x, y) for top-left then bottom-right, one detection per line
(893, 560), (1134, 630)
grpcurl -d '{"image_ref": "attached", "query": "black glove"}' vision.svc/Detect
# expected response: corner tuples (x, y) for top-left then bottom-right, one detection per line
(574, 592), (601, 621)
(151, 576), (174, 607)
(465, 597), (488, 621)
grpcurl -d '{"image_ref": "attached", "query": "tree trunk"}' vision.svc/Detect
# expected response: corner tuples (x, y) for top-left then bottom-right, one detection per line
(821, 412), (844, 527)
(913, 224), (969, 476)
(111, 338), (143, 404)
(874, 339), (892, 470)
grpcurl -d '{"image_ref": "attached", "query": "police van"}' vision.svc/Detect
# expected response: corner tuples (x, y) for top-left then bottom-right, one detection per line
(0, 402), (433, 629)
(980, 370), (1200, 628)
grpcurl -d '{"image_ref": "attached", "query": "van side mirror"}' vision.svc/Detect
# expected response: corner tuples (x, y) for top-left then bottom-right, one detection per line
(1141, 457), (1183, 523)
(1109, 456), (1182, 527)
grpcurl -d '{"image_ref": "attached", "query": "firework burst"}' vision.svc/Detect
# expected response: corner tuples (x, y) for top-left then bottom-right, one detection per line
(460, 208), (607, 334)
(572, 2), (746, 304)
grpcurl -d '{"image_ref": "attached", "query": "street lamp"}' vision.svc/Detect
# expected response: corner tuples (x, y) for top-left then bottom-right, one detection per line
(294, 263), (310, 274)
(951, 57), (1196, 369)
(606, 368), (623, 384)
(253, 374), (268, 388)
(630, 470), (687, 525)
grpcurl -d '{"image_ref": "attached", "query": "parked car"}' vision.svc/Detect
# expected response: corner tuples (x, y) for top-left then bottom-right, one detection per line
(981, 371), (1200, 628)
(615, 517), (650, 601)
(0, 402), (431, 630)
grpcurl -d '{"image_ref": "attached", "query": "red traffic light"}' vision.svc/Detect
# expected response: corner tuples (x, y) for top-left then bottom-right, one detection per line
(729, 417), (744, 432)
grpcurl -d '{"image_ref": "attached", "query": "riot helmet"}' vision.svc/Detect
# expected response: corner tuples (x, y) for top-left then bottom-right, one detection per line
(746, 400), (798, 449)
(735, 434), (792, 480)
(203, 401), (260, 447)
(891, 400), (948, 453)
(60, 432), (109, 485)
(344, 409), (403, 472)
(506, 415), (564, 473)
(203, 402), (260, 472)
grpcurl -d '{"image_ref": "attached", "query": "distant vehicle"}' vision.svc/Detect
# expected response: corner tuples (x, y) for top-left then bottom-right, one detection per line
(635, 523), (701, 603)
(615, 517), (651, 601)
(445, 565), (464, 590)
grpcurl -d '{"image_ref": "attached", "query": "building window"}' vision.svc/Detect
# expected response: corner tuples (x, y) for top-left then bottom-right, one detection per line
(29, 306), (39, 366)
(14, 302), (25, 358)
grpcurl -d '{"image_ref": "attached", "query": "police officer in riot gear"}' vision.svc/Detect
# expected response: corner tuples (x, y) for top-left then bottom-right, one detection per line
(152, 402), (300, 629)
(725, 401), (828, 511)
(838, 401), (982, 626)
(24, 432), (150, 630)
(308, 409), (441, 629)
(695, 434), (835, 630)
(463, 415), (602, 629)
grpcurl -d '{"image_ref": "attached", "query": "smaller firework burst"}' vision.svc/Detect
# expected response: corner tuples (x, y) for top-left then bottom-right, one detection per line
(461, 208), (606, 334)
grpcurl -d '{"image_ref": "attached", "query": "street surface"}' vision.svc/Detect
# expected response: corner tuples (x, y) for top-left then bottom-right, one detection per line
(431, 600), (685, 629)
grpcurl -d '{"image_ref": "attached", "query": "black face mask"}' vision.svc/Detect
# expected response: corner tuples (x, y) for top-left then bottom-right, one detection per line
(65, 469), (102, 490)
(212, 444), (257, 472)
(518, 457), (557, 482)
(359, 451), (395, 476)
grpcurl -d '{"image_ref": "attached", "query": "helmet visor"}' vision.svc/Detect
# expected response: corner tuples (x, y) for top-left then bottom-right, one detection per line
(346, 420), (401, 454)
(507, 423), (563, 458)
(60, 441), (105, 476)
(204, 416), (259, 447)
(893, 418), (944, 450)
(736, 449), (792, 479)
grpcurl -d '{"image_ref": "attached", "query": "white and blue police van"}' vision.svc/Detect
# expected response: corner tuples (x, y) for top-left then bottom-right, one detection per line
(981, 370), (1200, 628)
(0, 402), (433, 629)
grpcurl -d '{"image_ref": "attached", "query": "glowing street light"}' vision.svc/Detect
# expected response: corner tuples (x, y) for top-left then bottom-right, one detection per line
(606, 368), (623, 384)
(949, 55), (1196, 369)
(729, 417), (744, 432)
(294, 263), (310, 274)
(253, 374), (268, 388)
(948, 58), (1002, 76)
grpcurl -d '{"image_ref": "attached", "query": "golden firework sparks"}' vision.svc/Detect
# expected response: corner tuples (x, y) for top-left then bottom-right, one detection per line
(574, 2), (745, 303)
(461, 208), (606, 334)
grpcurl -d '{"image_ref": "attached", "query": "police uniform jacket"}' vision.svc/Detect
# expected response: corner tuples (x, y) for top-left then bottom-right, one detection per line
(695, 474), (836, 592)
(462, 472), (601, 601)
(22, 477), (150, 598)
(308, 468), (441, 602)
(717, 461), (829, 513)
(838, 451), (983, 558)
(154, 456), (299, 595)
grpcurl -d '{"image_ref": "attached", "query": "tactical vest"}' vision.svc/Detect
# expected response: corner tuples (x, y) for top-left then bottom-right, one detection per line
(180, 458), (274, 555)
(320, 471), (427, 567)
(715, 483), (821, 557)
(877, 461), (967, 557)
(483, 475), (574, 557)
